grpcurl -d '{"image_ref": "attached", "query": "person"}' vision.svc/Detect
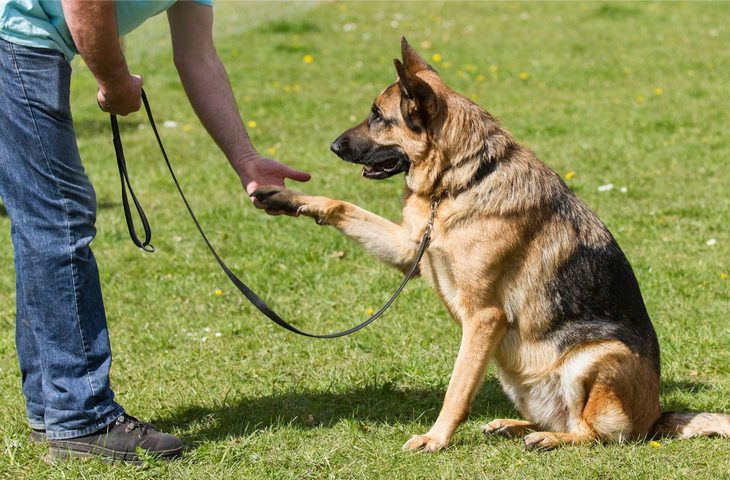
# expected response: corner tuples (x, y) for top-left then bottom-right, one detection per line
(0, 0), (310, 463)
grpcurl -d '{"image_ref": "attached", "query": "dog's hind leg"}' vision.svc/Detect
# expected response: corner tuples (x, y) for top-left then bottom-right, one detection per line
(482, 419), (538, 437)
(403, 307), (507, 452)
(523, 361), (659, 450)
(523, 424), (598, 450)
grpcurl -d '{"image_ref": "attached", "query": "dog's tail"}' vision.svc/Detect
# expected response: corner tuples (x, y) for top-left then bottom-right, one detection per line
(652, 412), (730, 438)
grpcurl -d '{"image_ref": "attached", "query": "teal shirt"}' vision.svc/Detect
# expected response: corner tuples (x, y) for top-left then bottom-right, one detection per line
(0, 0), (212, 61)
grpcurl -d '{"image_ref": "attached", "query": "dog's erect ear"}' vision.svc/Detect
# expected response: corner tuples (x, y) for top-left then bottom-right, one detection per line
(394, 58), (443, 132)
(401, 37), (435, 75)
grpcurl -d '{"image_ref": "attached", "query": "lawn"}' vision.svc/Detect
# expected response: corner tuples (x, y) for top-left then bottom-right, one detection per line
(1, 1), (729, 478)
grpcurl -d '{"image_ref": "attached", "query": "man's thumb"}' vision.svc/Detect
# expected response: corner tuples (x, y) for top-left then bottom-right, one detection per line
(285, 167), (311, 182)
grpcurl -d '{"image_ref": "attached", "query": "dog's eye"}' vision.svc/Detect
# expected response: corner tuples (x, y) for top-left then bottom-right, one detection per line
(370, 106), (382, 123)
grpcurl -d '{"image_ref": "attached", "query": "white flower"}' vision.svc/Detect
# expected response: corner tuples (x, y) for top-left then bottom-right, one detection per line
(215, 332), (222, 338)
(706, 238), (717, 247)
(597, 183), (614, 192)
(163, 120), (178, 128)
(201, 336), (208, 342)
(343, 23), (357, 32)
(620, 186), (628, 193)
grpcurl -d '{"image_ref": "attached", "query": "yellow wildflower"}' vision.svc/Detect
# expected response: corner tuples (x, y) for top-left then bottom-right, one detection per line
(431, 53), (442, 63)
(636, 95), (646, 103)
(247, 120), (257, 129)
(488, 65), (498, 74)
(564, 171), (576, 181)
(442, 61), (451, 69)
(649, 441), (661, 448)
(476, 74), (486, 82)
(214, 289), (224, 297)
(303, 54), (314, 64)
(182, 124), (192, 133)
(654, 87), (663, 96)
(266, 147), (277, 156)
(720, 273), (728, 280)
(367, 307), (375, 316)
(519, 71), (528, 80)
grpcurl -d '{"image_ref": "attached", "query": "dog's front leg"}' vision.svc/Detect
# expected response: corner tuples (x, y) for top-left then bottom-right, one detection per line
(253, 186), (420, 272)
(403, 307), (507, 452)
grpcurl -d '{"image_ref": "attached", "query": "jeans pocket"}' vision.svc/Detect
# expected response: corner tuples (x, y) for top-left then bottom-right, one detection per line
(12, 46), (73, 122)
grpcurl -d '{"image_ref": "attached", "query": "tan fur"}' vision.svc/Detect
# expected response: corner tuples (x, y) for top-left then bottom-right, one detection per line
(253, 38), (728, 451)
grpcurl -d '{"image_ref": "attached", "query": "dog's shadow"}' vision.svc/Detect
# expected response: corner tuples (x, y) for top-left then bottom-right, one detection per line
(156, 377), (517, 444)
(155, 377), (712, 444)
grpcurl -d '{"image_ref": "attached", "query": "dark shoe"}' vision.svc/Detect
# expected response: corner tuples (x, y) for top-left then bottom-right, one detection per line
(46, 414), (183, 464)
(29, 428), (46, 444)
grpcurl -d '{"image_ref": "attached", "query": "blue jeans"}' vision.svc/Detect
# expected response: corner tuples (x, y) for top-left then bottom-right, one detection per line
(0, 39), (124, 439)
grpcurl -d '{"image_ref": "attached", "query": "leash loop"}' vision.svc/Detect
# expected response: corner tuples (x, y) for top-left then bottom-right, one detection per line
(111, 88), (434, 338)
(110, 112), (155, 252)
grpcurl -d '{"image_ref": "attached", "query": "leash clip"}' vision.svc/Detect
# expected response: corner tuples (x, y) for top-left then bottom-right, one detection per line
(427, 196), (439, 232)
(423, 199), (439, 239)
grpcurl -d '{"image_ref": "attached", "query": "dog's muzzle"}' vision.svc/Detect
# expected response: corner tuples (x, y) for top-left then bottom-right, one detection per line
(331, 137), (410, 180)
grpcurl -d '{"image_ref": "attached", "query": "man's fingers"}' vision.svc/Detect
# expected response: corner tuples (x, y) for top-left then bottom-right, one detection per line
(97, 90), (109, 112)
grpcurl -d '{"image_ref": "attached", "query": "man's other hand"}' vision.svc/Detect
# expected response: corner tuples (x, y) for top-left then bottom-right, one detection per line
(97, 74), (143, 116)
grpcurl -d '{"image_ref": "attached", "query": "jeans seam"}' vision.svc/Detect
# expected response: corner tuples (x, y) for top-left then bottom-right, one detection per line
(10, 43), (103, 420)
(17, 277), (46, 423)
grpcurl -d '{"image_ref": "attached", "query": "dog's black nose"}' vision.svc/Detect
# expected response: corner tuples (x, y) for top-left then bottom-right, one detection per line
(330, 136), (349, 156)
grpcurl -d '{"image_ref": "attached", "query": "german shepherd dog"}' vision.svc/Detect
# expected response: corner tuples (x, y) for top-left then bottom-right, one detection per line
(253, 38), (729, 451)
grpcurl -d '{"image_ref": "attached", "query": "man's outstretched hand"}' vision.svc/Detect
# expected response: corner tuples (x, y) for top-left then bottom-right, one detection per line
(237, 154), (311, 213)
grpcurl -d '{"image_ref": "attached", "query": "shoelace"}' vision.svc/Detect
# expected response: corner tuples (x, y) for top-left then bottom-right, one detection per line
(116, 415), (148, 437)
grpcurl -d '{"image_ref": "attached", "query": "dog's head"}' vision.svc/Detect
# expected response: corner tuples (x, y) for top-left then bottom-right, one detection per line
(331, 37), (454, 192)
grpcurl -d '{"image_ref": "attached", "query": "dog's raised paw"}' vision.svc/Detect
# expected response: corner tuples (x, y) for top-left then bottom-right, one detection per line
(251, 186), (301, 214)
(402, 434), (447, 453)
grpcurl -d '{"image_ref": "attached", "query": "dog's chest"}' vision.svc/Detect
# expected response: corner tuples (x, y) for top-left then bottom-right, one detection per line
(421, 247), (464, 320)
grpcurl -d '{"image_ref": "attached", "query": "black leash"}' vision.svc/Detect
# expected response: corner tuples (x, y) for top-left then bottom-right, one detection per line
(110, 89), (435, 338)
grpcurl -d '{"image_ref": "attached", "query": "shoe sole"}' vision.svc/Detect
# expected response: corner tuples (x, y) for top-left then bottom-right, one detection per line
(45, 444), (183, 466)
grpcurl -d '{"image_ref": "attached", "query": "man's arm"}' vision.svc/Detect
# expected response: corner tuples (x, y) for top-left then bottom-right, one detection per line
(167, 2), (310, 206)
(61, 0), (142, 115)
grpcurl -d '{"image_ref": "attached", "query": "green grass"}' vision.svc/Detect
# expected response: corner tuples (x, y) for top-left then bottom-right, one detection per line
(1, 1), (729, 478)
